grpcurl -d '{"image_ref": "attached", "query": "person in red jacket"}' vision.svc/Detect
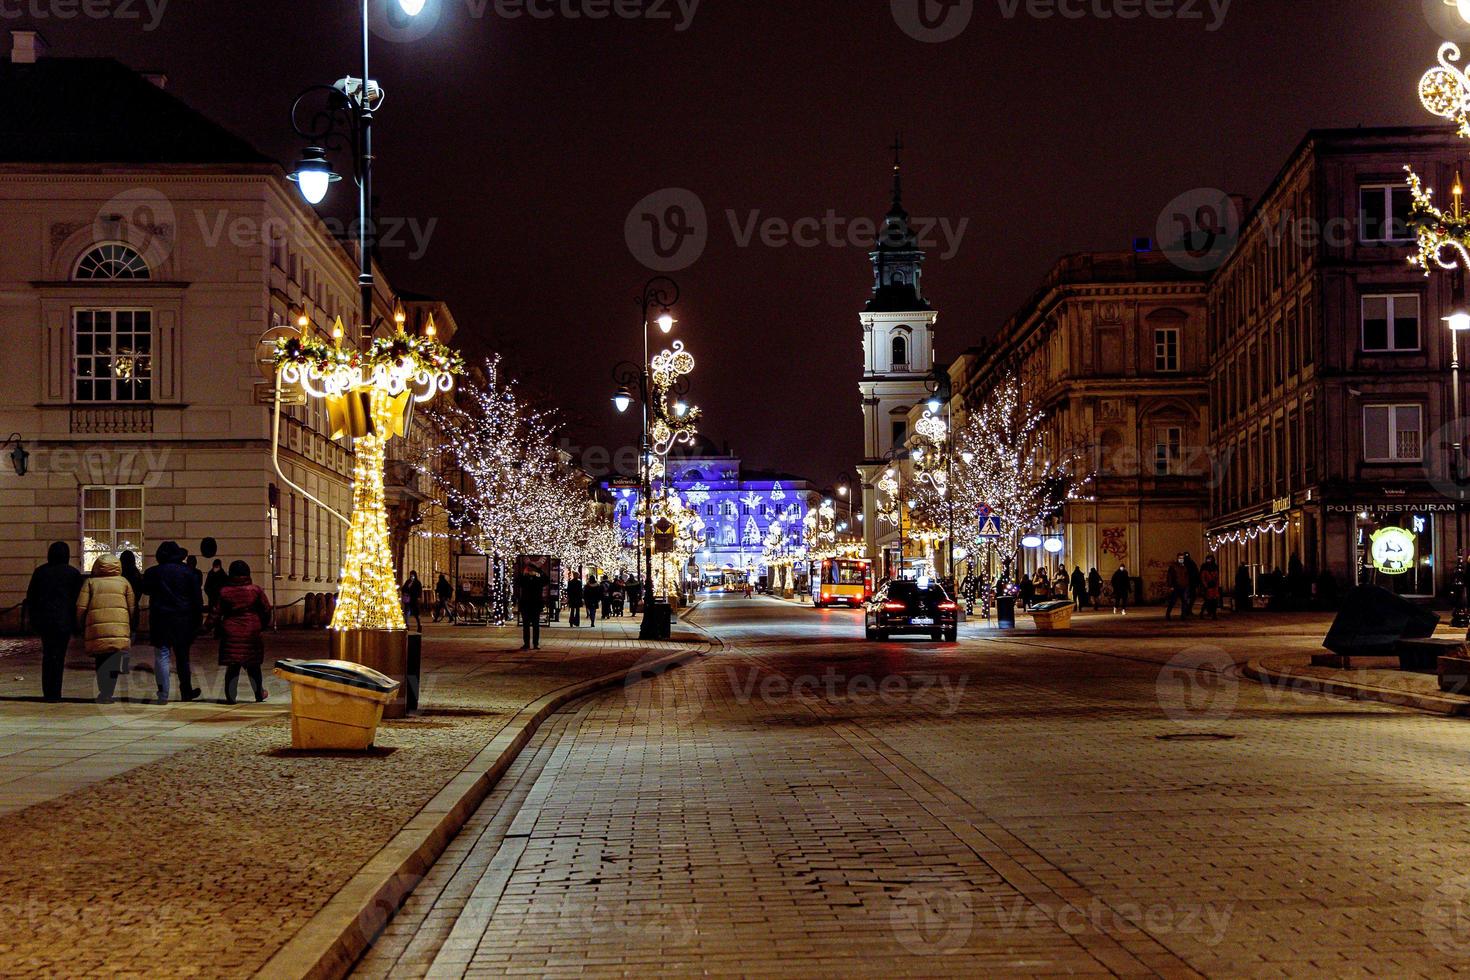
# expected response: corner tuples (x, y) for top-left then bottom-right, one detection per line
(213, 560), (272, 704)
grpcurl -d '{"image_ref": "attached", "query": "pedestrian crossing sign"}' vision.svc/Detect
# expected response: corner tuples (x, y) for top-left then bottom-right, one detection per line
(978, 514), (1002, 539)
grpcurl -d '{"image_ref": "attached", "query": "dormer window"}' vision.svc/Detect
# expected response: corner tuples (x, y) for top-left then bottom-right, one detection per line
(74, 243), (150, 281)
(891, 334), (909, 367)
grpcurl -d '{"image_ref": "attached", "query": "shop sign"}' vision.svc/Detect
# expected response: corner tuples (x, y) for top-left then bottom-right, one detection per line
(1369, 526), (1417, 575)
(1327, 503), (1459, 514)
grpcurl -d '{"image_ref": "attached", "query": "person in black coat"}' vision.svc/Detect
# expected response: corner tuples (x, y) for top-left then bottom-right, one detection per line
(517, 566), (547, 650)
(142, 541), (203, 703)
(566, 573), (584, 627)
(584, 577), (603, 627)
(1110, 566), (1131, 614)
(1070, 566), (1087, 611)
(26, 541), (83, 702)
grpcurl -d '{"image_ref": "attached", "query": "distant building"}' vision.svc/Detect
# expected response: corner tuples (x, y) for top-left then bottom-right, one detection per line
(950, 253), (1211, 598)
(0, 34), (456, 620)
(1206, 126), (1468, 600)
(603, 437), (815, 587)
(856, 153), (940, 578)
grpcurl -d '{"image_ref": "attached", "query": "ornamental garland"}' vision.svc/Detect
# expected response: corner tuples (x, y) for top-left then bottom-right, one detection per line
(273, 329), (465, 378)
(1406, 168), (1470, 273)
(1420, 42), (1470, 140)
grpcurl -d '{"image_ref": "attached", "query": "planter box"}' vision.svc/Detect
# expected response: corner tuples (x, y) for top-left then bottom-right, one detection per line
(1028, 601), (1074, 632)
(1439, 654), (1470, 695)
(1396, 638), (1469, 675)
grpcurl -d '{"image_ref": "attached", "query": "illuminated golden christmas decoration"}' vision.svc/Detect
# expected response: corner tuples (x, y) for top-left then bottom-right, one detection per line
(1408, 43), (1470, 273)
(648, 340), (701, 454)
(274, 314), (461, 632)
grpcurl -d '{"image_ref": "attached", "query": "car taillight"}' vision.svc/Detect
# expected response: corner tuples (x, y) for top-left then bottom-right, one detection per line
(937, 601), (957, 611)
(882, 601), (907, 611)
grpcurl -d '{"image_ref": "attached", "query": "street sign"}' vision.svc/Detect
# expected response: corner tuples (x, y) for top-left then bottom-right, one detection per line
(978, 513), (1002, 539)
(255, 381), (305, 406)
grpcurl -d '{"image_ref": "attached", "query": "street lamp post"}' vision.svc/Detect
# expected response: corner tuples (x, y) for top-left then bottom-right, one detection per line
(288, 0), (426, 329)
(1446, 277), (1470, 625)
(925, 369), (955, 583)
(875, 447), (915, 580)
(613, 276), (698, 635)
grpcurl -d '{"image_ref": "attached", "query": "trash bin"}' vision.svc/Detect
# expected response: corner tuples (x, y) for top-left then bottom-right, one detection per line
(996, 595), (1016, 629)
(273, 659), (401, 751)
(639, 600), (673, 640)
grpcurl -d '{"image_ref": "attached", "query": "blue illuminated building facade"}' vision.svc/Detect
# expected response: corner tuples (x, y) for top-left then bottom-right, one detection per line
(604, 437), (816, 584)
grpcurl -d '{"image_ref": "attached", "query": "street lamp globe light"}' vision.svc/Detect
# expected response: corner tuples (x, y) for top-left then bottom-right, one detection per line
(1447, 308), (1470, 333)
(656, 313), (676, 334)
(398, 0), (427, 13)
(289, 147), (341, 205)
(612, 386), (634, 414)
(1451, 0), (1470, 25)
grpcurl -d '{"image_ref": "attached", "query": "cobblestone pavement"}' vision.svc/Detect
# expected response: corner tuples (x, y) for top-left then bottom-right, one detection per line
(0, 613), (699, 978)
(369, 594), (1470, 978)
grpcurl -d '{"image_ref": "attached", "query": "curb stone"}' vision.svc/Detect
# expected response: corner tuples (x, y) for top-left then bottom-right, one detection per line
(1243, 658), (1470, 718)
(254, 637), (717, 980)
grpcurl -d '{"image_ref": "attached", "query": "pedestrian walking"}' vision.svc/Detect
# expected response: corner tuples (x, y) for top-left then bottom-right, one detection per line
(611, 577), (626, 616)
(1070, 566), (1087, 611)
(26, 541), (84, 702)
(434, 573), (453, 622)
(1110, 565), (1130, 614)
(1183, 551), (1201, 617)
(1200, 555), (1221, 620)
(600, 575), (614, 620)
(566, 573), (584, 626)
(584, 576), (602, 627)
(517, 564), (548, 650)
(203, 558), (228, 609)
(626, 575), (642, 615)
(212, 561), (272, 704)
(75, 553), (134, 704)
(1033, 568), (1050, 601)
(1018, 573), (1034, 610)
(400, 571), (424, 632)
(143, 541), (203, 704)
(1164, 554), (1189, 620)
(1087, 567), (1103, 611)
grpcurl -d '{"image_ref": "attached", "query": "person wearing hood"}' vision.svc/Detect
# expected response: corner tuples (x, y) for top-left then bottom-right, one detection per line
(142, 541), (203, 704)
(213, 561), (272, 704)
(203, 558), (228, 609)
(76, 554), (136, 703)
(26, 541), (83, 702)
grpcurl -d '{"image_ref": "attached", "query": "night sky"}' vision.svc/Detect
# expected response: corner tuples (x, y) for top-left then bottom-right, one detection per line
(30, 0), (1457, 487)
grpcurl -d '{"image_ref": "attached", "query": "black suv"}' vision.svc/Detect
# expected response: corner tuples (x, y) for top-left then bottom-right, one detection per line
(864, 580), (959, 642)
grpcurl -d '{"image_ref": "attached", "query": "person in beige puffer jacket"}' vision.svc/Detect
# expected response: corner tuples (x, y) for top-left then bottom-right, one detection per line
(76, 554), (136, 704)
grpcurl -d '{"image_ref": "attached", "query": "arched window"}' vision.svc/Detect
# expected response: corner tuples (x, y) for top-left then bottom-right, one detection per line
(74, 243), (150, 281)
(891, 334), (909, 367)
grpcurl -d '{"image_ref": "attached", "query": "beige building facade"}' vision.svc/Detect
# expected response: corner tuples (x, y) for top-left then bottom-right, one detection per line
(0, 41), (456, 624)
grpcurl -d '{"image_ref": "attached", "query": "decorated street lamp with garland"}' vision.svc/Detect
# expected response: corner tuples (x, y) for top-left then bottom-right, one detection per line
(272, 311), (463, 691)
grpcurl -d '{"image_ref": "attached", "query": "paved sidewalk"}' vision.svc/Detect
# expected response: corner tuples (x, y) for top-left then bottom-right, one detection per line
(0, 612), (702, 979)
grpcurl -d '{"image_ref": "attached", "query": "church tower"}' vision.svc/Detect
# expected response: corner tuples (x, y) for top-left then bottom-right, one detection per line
(858, 141), (939, 569)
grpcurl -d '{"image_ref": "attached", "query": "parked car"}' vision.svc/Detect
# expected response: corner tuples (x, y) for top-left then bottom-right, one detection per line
(864, 579), (958, 642)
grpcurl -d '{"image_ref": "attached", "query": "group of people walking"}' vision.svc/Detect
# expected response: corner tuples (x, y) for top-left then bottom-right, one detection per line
(565, 573), (641, 628)
(1016, 564), (1134, 614)
(1164, 551), (1222, 620)
(26, 540), (272, 705)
